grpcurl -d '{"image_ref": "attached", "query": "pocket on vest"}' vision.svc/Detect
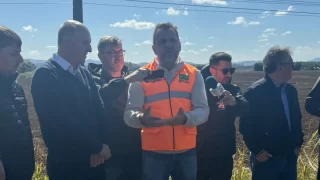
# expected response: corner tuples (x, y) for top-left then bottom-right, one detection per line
(184, 127), (197, 135)
(142, 127), (161, 134)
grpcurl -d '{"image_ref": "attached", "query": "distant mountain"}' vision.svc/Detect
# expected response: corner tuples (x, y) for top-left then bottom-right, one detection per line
(234, 60), (260, 67)
(311, 58), (320, 62)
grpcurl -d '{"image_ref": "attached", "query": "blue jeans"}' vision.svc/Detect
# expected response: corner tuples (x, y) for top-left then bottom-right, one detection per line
(250, 152), (297, 180)
(142, 148), (197, 180)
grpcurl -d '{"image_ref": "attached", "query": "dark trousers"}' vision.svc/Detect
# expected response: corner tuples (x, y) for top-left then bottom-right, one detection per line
(197, 156), (233, 180)
(250, 153), (297, 180)
(46, 156), (105, 180)
(105, 153), (142, 180)
(142, 148), (197, 180)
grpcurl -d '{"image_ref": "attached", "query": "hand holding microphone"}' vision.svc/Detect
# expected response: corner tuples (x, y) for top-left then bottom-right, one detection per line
(205, 76), (236, 108)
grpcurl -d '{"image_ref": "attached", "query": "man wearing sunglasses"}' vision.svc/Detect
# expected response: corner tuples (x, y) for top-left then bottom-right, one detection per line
(240, 46), (303, 180)
(88, 36), (149, 180)
(197, 52), (249, 180)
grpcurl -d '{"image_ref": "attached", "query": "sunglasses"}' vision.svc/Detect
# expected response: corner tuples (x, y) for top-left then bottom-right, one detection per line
(212, 67), (236, 75)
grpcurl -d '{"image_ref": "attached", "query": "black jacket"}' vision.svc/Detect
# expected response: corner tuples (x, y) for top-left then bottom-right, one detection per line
(88, 63), (141, 157)
(305, 76), (320, 132)
(197, 65), (249, 158)
(239, 75), (304, 156)
(31, 59), (105, 163)
(0, 73), (35, 178)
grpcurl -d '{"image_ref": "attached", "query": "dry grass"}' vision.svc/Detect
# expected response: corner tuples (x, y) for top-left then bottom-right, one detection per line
(18, 70), (320, 180)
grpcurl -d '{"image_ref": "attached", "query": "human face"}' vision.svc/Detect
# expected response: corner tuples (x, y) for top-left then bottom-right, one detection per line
(68, 28), (92, 66)
(152, 28), (181, 67)
(0, 44), (23, 76)
(277, 56), (294, 83)
(98, 43), (125, 73)
(210, 60), (235, 84)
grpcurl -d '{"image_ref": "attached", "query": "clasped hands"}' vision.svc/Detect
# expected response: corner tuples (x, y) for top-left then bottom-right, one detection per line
(90, 144), (111, 168)
(139, 107), (187, 127)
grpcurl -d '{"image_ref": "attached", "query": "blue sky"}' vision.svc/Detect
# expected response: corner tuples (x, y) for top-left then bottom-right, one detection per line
(1, 0), (320, 64)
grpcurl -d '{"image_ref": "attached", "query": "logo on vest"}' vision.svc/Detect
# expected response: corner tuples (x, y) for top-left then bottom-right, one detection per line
(178, 74), (189, 83)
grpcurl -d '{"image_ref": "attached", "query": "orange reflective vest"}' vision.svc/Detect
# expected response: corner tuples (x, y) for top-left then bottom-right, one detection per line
(140, 60), (197, 151)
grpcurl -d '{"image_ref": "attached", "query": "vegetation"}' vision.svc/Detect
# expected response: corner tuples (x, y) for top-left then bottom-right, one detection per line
(254, 62), (320, 71)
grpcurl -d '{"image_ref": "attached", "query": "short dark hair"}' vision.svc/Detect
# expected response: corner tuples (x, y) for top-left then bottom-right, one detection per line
(209, 52), (232, 66)
(0, 25), (22, 50)
(263, 46), (292, 73)
(153, 22), (179, 44)
(98, 36), (122, 52)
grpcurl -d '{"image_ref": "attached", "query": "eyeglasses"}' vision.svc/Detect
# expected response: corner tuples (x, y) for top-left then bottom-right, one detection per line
(212, 67), (236, 75)
(100, 50), (126, 57)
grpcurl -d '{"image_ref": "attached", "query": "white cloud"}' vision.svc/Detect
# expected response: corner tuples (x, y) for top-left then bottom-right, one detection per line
(46, 45), (57, 48)
(110, 20), (155, 30)
(282, 31), (292, 36)
(258, 29), (276, 42)
(208, 36), (215, 40)
(188, 50), (199, 54)
(183, 41), (195, 46)
(258, 39), (268, 42)
(318, 41), (320, 44)
(165, 7), (188, 16)
(253, 49), (259, 52)
(142, 40), (152, 45)
(287, 6), (295, 11)
(226, 50), (232, 54)
(207, 45), (214, 48)
(135, 40), (152, 46)
(133, 14), (141, 19)
(228, 17), (260, 26)
(228, 17), (246, 25)
(264, 28), (276, 33)
(192, 0), (228, 6)
(275, 6), (294, 16)
(295, 46), (312, 53)
(260, 11), (271, 19)
(22, 25), (37, 32)
(200, 48), (208, 52)
(133, 52), (139, 54)
(29, 50), (40, 56)
(181, 50), (186, 53)
(248, 21), (261, 25)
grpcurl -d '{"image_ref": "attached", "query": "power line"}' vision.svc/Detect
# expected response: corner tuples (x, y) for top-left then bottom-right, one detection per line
(83, 3), (320, 18)
(1, 2), (320, 18)
(124, 0), (320, 15)
(227, 0), (320, 7)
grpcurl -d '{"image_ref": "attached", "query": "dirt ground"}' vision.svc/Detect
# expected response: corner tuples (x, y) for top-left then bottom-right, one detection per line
(18, 70), (320, 167)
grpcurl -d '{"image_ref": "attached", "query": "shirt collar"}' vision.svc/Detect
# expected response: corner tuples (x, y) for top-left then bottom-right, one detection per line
(153, 56), (183, 70)
(52, 54), (79, 75)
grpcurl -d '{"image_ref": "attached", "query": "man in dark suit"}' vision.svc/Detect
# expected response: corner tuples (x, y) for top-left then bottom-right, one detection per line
(0, 25), (35, 180)
(31, 20), (111, 180)
(197, 52), (249, 180)
(240, 46), (304, 180)
(305, 76), (320, 179)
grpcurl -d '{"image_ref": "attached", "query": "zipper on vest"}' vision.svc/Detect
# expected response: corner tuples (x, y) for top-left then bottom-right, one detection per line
(166, 67), (185, 151)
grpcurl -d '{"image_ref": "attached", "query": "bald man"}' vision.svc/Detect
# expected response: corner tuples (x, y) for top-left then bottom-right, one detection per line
(31, 20), (110, 180)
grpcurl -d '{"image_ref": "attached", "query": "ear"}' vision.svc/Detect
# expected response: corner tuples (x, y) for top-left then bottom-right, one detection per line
(98, 53), (103, 62)
(209, 67), (215, 76)
(152, 44), (156, 55)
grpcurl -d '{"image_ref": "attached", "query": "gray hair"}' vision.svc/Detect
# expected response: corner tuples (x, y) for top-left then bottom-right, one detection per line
(97, 36), (122, 52)
(263, 45), (293, 73)
(0, 25), (22, 50)
(58, 20), (88, 45)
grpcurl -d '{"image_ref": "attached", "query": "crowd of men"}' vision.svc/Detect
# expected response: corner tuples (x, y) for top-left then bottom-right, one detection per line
(0, 19), (319, 180)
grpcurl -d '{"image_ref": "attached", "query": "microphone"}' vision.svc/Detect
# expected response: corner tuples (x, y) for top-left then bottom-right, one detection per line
(205, 76), (225, 97)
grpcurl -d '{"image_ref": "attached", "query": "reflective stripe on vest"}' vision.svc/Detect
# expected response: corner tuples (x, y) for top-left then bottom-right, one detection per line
(140, 60), (198, 151)
(145, 91), (191, 104)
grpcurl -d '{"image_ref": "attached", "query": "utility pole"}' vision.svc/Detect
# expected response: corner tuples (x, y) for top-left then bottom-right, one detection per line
(73, 0), (83, 23)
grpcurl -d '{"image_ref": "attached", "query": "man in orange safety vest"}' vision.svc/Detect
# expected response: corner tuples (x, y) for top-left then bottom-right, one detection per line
(124, 22), (209, 180)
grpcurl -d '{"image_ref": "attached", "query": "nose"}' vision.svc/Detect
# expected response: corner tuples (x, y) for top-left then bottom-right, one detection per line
(17, 54), (23, 64)
(88, 44), (92, 53)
